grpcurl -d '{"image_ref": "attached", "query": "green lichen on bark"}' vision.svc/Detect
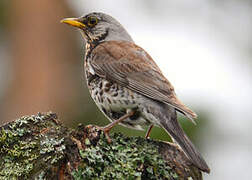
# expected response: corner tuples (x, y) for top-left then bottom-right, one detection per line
(0, 113), (203, 180)
(0, 113), (69, 179)
(68, 125), (202, 180)
(72, 133), (178, 179)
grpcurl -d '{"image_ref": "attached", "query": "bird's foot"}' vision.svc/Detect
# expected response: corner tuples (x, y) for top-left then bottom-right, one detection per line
(97, 110), (136, 143)
(96, 126), (112, 143)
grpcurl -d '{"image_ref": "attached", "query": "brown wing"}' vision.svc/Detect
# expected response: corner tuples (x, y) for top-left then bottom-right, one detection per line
(90, 41), (197, 122)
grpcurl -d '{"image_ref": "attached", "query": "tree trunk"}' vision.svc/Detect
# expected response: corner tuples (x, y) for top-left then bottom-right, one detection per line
(1, 0), (82, 124)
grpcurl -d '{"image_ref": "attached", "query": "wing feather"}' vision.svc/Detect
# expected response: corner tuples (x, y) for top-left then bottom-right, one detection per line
(90, 41), (197, 122)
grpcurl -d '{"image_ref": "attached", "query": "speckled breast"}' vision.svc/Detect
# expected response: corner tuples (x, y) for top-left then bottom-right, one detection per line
(86, 73), (151, 130)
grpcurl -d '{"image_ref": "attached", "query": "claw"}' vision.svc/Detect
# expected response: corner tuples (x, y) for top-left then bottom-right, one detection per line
(103, 129), (112, 144)
(96, 126), (112, 143)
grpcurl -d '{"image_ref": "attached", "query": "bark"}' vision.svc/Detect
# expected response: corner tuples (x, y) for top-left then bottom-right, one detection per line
(0, 112), (203, 180)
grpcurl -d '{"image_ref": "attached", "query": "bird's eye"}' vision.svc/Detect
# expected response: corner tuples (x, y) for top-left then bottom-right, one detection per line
(87, 16), (98, 27)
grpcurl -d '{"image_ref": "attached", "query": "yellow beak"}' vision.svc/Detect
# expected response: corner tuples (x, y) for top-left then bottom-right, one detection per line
(60, 18), (86, 28)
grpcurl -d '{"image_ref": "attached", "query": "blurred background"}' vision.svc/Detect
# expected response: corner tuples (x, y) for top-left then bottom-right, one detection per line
(0, 0), (251, 179)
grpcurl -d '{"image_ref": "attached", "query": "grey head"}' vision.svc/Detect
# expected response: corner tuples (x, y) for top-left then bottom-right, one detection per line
(61, 12), (133, 44)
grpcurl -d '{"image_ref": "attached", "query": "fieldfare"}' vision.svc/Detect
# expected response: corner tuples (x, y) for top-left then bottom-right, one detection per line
(61, 12), (210, 173)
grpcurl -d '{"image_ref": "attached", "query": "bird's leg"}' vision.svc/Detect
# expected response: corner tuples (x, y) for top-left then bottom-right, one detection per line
(100, 110), (135, 143)
(145, 124), (154, 139)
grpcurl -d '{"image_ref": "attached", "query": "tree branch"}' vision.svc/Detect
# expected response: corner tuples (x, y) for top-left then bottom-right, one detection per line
(0, 112), (203, 179)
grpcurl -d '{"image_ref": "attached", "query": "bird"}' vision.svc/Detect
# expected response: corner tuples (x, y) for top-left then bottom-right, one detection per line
(61, 12), (210, 173)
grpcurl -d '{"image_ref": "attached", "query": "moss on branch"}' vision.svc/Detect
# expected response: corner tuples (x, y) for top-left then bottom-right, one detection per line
(0, 112), (203, 180)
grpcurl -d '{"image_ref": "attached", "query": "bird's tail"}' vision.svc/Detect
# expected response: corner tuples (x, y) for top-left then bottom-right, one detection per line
(159, 108), (210, 173)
